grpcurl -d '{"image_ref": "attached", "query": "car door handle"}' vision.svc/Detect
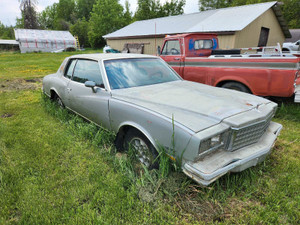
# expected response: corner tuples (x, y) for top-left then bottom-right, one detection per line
(174, 58), (180, 60)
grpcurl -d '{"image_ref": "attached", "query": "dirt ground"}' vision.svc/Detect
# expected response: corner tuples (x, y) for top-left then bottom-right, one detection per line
(0, 78), (42, 92)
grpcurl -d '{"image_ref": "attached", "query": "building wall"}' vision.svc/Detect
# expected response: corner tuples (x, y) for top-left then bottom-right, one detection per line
(217, 34), (236, 49)
(107, 35), (237, 53)
(107, 37), (165, 55)
(234, 8), (285, 48)
(107, 9), (285, 53)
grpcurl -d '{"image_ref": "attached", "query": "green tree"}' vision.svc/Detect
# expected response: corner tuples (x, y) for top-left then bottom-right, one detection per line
(280, 0), (300, 28)
(38, 3), (58, 29)
(54, 0), (76, 30)
(15, 16), (25, 28)
(0, 21), (14, 39)
(18, 0), (39, 29)
(56, 0), (76, 22)
(134, 0), (161, 20)
(70, 17), (90, 47)
(198, 0), (232, 10)
(123, 0), (133, 25)
(76, 0), (97, 20)
(160, 0), (186, 16)
(88, 0), (125, 48)
(134, 0), (186, 21)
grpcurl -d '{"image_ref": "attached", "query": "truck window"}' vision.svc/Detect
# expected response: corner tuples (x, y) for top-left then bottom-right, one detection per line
(194, 40), (213, 50)
(161, 40), (181, 55)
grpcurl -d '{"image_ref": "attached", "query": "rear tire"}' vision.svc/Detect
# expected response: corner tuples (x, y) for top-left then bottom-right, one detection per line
(124, 129), (159, 169)
(221, 82), (250, 93)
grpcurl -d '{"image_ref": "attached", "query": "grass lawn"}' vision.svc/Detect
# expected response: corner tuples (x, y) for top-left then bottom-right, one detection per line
(0, 51), (299, 224)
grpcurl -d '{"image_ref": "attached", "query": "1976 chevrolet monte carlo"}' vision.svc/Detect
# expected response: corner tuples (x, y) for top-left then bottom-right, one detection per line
(43, 53), (282, 186)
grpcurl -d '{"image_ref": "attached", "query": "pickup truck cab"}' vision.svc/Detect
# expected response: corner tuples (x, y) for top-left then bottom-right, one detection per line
(160, 33), (300, 102)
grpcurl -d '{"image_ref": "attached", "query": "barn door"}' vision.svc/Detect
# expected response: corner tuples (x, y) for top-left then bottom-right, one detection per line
(258, 27), (270, 47)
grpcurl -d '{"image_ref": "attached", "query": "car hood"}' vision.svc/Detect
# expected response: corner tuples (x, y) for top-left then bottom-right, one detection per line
(111, 80), (271, 132)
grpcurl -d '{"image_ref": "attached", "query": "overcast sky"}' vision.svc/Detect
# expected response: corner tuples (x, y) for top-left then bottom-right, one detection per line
(0, 0), (199, 26)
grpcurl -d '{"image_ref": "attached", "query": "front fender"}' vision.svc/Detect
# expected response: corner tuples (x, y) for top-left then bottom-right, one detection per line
(109, 98), (193, 159)
(117, 121), (158, 149)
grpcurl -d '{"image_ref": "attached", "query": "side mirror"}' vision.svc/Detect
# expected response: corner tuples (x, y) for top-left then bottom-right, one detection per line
(85, 81), (96, 93)
(157, 46), (161, 55)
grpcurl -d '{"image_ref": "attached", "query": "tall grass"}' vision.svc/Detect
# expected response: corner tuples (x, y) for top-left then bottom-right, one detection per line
(1, 50), (299, 223)
(41, 93), (189, 202)
(0, 90), (184, 224)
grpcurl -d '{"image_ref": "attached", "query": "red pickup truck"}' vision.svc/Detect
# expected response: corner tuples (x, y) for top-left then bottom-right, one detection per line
(159, 33), (300, 102)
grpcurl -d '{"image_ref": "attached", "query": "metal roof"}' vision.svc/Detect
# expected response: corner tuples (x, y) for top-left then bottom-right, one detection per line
(14, 29), (75, 42)
(285, 29), (300, 42)
(0, 39), (19, 45)
(104, 1), (289, 39)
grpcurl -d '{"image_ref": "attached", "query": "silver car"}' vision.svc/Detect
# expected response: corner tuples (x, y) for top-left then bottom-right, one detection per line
(42, 53), (282, 186)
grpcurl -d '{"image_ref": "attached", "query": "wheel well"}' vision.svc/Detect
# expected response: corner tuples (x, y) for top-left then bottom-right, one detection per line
(217, 80), (252, 93)
(115, 125), (145, 151)
(50, 90), (58, 100)
(282, 47), (290, 52)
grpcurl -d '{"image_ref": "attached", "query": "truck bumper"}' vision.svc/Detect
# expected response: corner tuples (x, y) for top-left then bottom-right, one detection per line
(294, 85), (300, 103)
(182, 122), (282, 186)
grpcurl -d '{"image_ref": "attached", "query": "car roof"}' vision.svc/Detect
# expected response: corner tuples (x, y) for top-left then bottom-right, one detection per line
(69, 53), (158, 61)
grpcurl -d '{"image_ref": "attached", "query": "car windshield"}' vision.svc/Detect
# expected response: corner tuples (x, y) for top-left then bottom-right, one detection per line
(104, 58), (181, 89)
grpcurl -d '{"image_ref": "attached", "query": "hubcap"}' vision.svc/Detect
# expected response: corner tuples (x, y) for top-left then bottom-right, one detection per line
(130, 137), (152, 167)
(57, 97), (63, 108)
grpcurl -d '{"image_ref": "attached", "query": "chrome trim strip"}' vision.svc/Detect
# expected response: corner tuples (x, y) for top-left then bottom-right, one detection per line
(183, 61), (297, 70)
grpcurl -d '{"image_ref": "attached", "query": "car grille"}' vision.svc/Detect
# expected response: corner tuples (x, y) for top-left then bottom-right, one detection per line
(226, 113), (273, 151)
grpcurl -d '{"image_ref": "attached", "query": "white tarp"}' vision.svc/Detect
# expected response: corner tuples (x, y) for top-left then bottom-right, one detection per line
(14, 29), (76, 53)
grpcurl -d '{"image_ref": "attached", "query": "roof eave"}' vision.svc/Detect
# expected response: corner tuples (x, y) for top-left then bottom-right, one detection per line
(272, 3), (291, 38)
(104, 31), (236, 40)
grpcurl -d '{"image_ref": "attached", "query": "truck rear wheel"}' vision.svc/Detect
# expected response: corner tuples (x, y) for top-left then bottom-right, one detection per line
(221, 82), (250, 93)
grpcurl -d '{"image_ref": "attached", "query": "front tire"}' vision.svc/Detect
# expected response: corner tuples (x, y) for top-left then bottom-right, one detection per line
(54, 94), (64, 108)
(124, 129), (159, 169)
(221, 82), (250, 93)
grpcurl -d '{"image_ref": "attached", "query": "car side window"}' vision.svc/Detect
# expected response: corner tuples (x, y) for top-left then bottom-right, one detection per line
(72, 60), (104, 87)
(161, 40), (181, 55)
(194, 40), (213, 49)
(64, 59), (77, 79)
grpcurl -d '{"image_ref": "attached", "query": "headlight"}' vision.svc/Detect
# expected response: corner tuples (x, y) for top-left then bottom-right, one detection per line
(198, 131), (229, 157)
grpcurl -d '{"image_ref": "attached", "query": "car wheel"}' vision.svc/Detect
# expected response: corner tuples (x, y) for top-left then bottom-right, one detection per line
(55, 95), (64, 108)
(221, 82), (250, 93)
(124, 129), (159, 169)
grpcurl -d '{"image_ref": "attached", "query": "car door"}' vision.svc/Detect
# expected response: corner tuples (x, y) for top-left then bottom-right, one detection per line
(66, 59), (111, 129)
(61, 58), (77, 107)
(160, 39), (184, 76)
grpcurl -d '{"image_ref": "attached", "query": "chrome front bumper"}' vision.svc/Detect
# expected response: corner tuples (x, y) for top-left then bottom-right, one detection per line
(182, 122), (282, 186)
